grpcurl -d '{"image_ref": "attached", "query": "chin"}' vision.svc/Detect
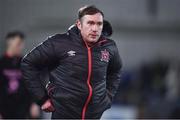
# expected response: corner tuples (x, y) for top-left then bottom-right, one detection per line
(88, 40), (97, 44)
(90, 38), (99, 42)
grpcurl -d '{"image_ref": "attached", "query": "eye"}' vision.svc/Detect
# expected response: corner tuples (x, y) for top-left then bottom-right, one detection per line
(87, 21), (95, 25)
(97, 22), (103, 26)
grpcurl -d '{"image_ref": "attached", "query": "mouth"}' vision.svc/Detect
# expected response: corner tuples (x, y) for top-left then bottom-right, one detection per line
(89, 34), (99, 38)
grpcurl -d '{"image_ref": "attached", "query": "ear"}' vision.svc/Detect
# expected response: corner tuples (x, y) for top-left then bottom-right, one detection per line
(76, 19), (81, 30)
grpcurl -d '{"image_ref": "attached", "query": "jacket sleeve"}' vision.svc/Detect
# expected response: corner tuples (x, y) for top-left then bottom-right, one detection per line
(106, 41), (122, 102)
(21, 37), (57, 106)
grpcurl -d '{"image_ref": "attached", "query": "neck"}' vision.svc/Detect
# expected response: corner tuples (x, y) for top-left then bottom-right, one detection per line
(86, 42), (95, 47)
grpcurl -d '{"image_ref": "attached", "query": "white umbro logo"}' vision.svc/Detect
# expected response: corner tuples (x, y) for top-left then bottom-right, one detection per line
(67, 50), (76, 56)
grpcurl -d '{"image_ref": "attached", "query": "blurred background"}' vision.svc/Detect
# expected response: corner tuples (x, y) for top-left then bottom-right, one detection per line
(0, 0), (180, 119)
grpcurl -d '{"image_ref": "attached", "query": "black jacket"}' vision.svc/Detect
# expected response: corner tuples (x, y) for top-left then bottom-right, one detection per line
(21, 26), (122, 119)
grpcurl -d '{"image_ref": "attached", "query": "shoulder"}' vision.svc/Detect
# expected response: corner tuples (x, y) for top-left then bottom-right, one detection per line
(46, 33), (70, 43)
(40, 33), (70, 48)
(100, 37), (117, 50)
(106, 38), (117, 45)
(102, 38), (119, 56)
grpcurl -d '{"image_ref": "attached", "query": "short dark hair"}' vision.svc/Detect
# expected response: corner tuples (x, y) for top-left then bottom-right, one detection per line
(5, 31), (25, 41)
(78, 5), (104, 20)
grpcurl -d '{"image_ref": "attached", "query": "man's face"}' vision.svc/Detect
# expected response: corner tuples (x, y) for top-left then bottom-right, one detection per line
(77, 13), (103, 44)
(7, 36), (24, 56)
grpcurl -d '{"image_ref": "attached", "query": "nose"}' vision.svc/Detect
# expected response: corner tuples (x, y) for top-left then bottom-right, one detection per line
(92, 25), (98, 32)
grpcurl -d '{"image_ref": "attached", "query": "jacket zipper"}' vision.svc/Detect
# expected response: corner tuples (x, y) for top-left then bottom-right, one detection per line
(81, 45), (93, 120)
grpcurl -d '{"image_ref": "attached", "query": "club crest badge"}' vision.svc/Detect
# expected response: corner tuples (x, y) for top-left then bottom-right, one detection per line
(100, 49), (110, 62)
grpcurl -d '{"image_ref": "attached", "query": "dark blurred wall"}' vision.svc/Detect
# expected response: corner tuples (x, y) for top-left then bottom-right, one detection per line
(0, 0), (4, 54)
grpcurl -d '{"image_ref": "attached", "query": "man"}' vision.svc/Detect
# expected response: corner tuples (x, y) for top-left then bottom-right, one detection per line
(21, 5), (122, 119)
(0, 31), (38, 118)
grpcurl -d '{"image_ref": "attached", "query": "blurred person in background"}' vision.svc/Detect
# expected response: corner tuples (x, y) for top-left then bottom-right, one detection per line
(0, 31), (40, 119)
(21, 5), (122, 119)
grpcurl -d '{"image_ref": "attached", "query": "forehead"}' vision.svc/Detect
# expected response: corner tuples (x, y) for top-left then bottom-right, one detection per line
(8, 37), (24, 43)
(82, 13), (103, 22)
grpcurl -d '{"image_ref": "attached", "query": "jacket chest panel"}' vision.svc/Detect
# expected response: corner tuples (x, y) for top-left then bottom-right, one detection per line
(91, 47), (111, 70)
(89, 47), (111, 85)
(54, 43), (88, 81)
(61, 48), (88, 67)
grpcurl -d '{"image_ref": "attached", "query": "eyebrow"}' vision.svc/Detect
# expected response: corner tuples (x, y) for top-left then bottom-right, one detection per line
(87, 20), (103, 24)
